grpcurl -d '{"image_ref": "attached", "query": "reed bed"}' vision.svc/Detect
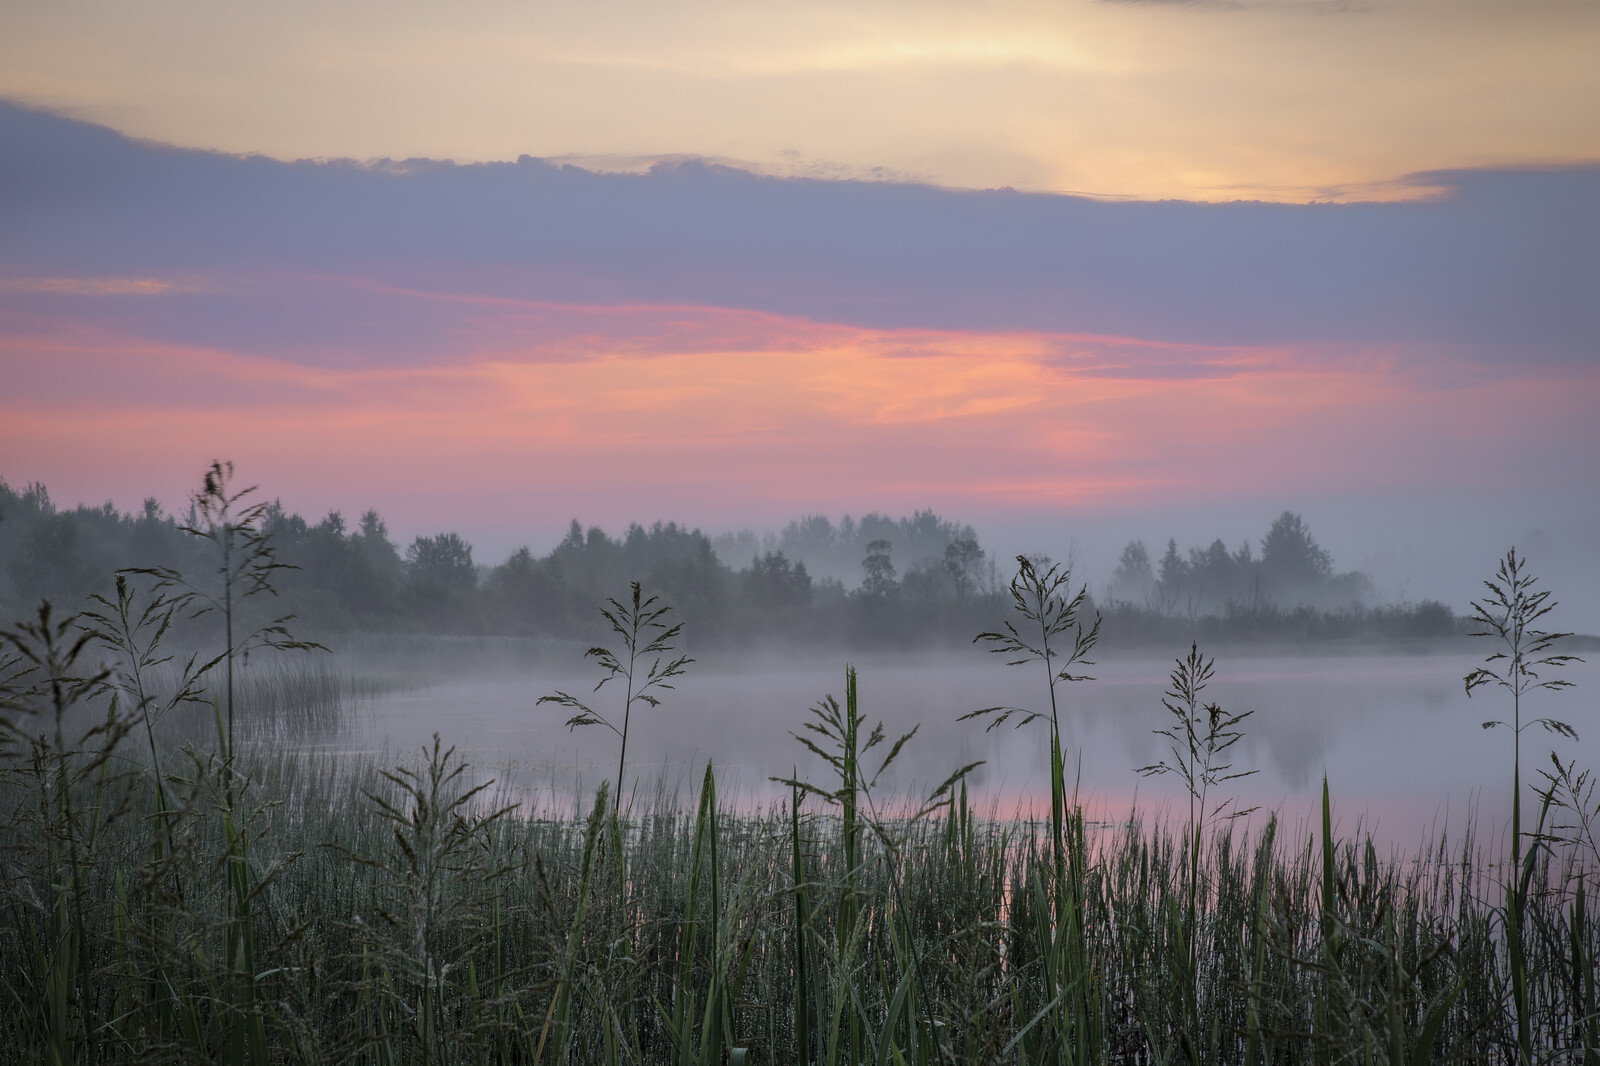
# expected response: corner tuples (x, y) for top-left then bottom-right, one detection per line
(1, 518), (1593, 1064)
(213, 660), (400, 739)
(146, 659), (405, 743)
(0, 730), (1595, 1065)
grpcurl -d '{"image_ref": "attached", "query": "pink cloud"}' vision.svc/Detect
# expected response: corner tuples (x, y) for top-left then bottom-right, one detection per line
(3, 299), (1594, 540)
(0, 276), (211, 296)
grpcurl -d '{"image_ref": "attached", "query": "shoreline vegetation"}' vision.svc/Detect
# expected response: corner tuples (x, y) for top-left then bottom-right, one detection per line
(0, 475), (1478, 653)
(2, 464), (1596, 1063)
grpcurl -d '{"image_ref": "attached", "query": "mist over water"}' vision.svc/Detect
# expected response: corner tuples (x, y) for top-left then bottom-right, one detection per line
(326, 646), (1598, 848)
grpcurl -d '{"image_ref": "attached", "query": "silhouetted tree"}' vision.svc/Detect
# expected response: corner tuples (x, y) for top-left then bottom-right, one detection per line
(861, 539), (898, 598)
(776, 515), (839, 561)
(491, 545), (565, 632)
(1187, 539), (1237, 606)
(1156, 537), (1188, 616)
(7, 509), (94, 605)
(745, 551), (813, 611)
(1260, 511), (1333, 602)
(903, 558), (946, 607)
(0, 474), (1423, 648)
(346, 510), (406, 618)
(944, 538), (985, 604)
(1110, 539), (1155, 606)
(406, 532), (477, 626)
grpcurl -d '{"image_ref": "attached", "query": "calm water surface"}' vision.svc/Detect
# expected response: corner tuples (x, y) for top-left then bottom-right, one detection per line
(341, 649), (1599, 847)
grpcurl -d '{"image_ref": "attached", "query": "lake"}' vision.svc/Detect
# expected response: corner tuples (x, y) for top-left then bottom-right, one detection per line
(333, 646), (1599, 849)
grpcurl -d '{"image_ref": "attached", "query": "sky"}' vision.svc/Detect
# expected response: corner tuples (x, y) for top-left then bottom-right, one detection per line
(2, 0), (1598, 619)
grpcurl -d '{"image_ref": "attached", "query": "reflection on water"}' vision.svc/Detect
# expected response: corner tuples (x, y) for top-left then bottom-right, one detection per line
(341, 649), (1598, 846)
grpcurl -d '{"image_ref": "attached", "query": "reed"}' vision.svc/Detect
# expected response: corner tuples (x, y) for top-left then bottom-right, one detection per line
(1136, 640), (1259, 1044)
(539, 581), (693, 810)
(1466, 548), (1583, 1065)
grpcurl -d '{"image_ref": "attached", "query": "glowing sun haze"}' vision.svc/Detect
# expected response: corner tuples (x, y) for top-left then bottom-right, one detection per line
(1, 1), (1598, 612)
(3, 0), (1597, 201)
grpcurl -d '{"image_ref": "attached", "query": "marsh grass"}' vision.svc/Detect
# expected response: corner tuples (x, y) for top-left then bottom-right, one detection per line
(2, 540), (1598, 1063)
(3, 714), (1597, 1064)
(203, 659), (398, 741)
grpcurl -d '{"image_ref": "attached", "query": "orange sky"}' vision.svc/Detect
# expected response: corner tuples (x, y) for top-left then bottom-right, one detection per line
(4, 294), (1593, 553)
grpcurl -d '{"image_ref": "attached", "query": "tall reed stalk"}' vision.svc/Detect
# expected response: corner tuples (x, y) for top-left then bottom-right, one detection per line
(780, 666), (978, 1066)
(539, 582), (692, 810)
(1137, 643), (1258, 989)
(1465, 548), (1581, 1064)
(119, 462), (323, 1066)
(964, 555), (1101, 1064)
(81, 574), (215, 878)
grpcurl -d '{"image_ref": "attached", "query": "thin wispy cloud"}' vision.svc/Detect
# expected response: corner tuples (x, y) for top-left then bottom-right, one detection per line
(0, 276), (207, 295)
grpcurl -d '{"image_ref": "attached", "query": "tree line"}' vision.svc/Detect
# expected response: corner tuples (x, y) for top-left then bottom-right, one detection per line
(0, 476), (1460, 649)
(1107, 512), (1373, 616)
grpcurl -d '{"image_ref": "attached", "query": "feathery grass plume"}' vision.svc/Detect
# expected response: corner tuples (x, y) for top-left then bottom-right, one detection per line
(963, 554), (1098, 921)
(964, 554), (1100, 736)
(80, 574), (218, 859)
(124, 461), (326, 753)
(75, 579), (215, 1049)
(1537, 751), (1600, 871)
(1138, 643), (1258, 982)
(538, 581), (692, 809)
(1464, 547), (1582, 1065)
(119, 462), (323, 1066)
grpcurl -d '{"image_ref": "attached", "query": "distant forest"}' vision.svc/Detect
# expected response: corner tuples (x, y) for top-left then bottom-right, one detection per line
(0, 476), (1461, 650)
